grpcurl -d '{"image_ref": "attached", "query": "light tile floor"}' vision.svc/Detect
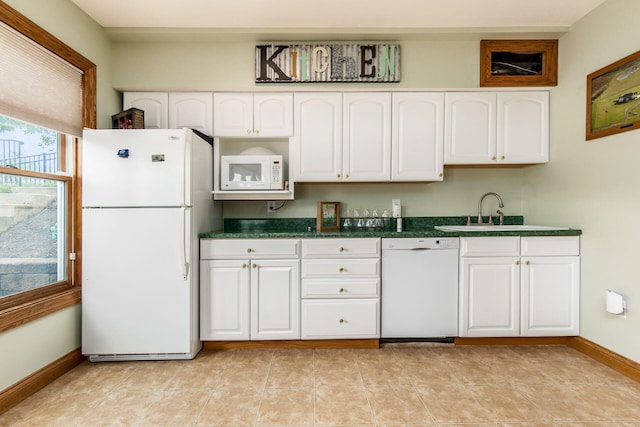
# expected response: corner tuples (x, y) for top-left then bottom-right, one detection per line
(2, 344), (640, 426)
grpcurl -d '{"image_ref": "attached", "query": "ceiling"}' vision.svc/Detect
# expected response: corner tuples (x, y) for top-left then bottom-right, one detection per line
(71, 0), (606, 30)
(70, 0), (607, 41)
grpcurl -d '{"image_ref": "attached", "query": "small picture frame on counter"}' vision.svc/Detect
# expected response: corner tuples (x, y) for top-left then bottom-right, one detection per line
(317, 201), (341, 232)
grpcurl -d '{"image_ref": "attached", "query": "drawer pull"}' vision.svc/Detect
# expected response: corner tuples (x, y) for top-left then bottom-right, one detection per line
(339, 247), (345, 252)
(339, 288), (345, 293)
(339, 318), (345, 324)
(242, 263), (247, 269)
(252, 263), (257, 268)
(339, 267), (345, 272)
(515, 260), (520, 265)
(247, 248), (253, 253)
(526, 260), (530, 265)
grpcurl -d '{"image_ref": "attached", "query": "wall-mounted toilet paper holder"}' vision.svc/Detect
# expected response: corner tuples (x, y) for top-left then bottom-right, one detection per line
(606, 290), (626, 315)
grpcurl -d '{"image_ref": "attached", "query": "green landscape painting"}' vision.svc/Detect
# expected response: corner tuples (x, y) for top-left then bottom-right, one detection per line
(590, 56), (640, 134)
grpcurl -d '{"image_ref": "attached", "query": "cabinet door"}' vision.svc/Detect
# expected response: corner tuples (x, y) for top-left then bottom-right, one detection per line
(498, 92), (549, 164)
(292, 93), (343, 181)
(444, 92), (496, 164)
(213, 93), (253, 136)
(343, 93), (391, 181)
(254, 93), (293, 137)
(250, 259), (300, 340)
(392, 92), (444, 181)
(521, 256), (580, 336)
(459, 256), (520, 337)
(169, 92), (213, 135)
(200, 260), (250, 340)
(123, 92), (168, 129)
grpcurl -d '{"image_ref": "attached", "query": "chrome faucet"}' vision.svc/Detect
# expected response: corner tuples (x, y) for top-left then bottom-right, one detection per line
(477, 192), (504, 225)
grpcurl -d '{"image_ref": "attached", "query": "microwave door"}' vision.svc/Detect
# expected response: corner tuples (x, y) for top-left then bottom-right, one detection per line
(223, 161), (268, 190)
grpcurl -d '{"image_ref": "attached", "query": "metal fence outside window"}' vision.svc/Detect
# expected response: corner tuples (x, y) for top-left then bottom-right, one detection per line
(1, 139), (57, 185)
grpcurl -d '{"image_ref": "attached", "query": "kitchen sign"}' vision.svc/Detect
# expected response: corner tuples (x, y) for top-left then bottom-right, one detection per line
(255, 44), (400, 83)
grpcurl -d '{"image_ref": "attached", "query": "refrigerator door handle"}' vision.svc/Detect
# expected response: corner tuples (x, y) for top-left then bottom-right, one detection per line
(180, 206), (189, 280)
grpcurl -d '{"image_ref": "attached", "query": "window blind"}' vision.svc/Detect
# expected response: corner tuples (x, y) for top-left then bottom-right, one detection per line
(0, 21), (83, 136)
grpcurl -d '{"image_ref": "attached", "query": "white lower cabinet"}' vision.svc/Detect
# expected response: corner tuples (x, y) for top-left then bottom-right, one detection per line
(459, 236), (580, 337)
(301, 238), (381, 339)
(200, 259), (250, 340)
(460, 255), (521, 337)
(521, 237), (580, 336)
(200, 239), (300, 340)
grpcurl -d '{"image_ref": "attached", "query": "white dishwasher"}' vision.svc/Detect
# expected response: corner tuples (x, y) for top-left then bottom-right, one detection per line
(381, 237), (459, 341)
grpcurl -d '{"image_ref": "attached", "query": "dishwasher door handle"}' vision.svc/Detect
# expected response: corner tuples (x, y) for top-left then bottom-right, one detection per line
(410, 247), (433, 251)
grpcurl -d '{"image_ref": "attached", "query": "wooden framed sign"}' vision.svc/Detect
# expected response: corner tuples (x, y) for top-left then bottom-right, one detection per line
(587, 49), (640, 140)
(480, 39), (558, 87)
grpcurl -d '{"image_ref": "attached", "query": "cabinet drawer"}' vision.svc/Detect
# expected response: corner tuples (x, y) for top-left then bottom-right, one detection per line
(460, 236), (520, 257)
(302, 238), (380, 258)
(521, 236), (580, 256)
(302, 259), (380, 278)
(201, 239), (299, 259)
(302, 279), (380, 298)
(301, 299), (379, 339)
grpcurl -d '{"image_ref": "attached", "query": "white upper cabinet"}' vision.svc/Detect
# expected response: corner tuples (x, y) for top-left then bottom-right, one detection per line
(292, 93), (343, 182)
(391, 92), (444, 181)
(168, 92), (213, 135)
(497, 91), (549, 164)
(444, 91), (549, 165)
(444, 92), (496, 164)
(123, 92), (169, 129)
(123, 92), (213, 134)
(213, 93), (293, 137)
(343, 92), (391, 181)
(294, 92), (393, 182)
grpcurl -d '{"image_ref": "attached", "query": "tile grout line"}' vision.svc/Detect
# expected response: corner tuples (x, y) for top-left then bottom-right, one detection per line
(253, 350), (274, 427)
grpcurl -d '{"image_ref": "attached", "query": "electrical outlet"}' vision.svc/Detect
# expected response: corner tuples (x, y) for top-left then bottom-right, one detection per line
(267, 201), (276, 213)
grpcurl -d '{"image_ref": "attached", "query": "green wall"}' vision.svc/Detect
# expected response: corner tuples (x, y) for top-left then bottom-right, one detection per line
(525, 0), (640, 362)
(111, 36), (530, 219)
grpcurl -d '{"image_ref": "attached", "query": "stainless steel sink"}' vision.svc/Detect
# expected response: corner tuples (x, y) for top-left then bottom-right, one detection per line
(434, 225), (569, 232)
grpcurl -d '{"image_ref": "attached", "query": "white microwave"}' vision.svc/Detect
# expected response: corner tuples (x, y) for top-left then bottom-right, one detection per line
(220, 155), (284, 190)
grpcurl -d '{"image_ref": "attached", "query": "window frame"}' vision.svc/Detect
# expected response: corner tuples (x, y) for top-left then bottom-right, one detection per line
(0, 2), (95, 332)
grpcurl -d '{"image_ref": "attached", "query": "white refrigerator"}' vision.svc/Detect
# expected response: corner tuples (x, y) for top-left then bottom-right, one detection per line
(81, 128), (221, 362)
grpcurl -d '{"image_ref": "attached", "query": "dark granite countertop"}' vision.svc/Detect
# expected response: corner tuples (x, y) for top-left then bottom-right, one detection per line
(199, 217), (582, 239)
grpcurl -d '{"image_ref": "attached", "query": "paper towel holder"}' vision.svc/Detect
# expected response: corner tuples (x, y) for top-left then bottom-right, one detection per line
(606, 290), (626, 315)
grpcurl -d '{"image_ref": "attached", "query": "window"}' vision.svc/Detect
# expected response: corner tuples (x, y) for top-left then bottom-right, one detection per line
(0, 2), (95, 331)
(0, 115), (72, 299)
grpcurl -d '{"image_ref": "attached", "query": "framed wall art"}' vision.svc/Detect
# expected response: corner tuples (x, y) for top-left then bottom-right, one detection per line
(316, 201), (341, 232)
(586, 49), (640, 140)
(480, 39), (558, 87)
